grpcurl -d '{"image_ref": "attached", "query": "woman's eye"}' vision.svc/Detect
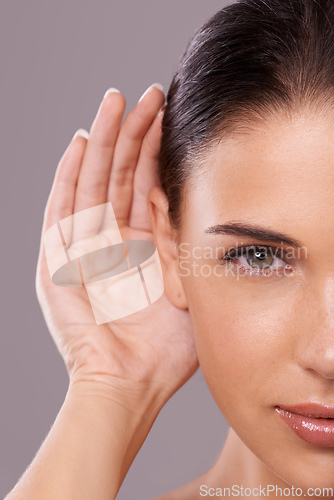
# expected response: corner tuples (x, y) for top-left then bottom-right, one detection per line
(222, 245), (286, 271)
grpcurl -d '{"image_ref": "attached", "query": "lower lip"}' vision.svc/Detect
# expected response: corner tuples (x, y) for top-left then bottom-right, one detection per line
(275, 407), (334, 447)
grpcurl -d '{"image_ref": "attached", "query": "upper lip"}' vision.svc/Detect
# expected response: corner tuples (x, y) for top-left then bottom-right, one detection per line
(277, 404), (334, 419)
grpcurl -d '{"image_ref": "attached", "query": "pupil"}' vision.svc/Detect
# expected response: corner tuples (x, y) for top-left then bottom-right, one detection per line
(246, 247), (273, 269)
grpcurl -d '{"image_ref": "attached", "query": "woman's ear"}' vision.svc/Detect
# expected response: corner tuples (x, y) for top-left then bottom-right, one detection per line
(147, 186), (188, 310)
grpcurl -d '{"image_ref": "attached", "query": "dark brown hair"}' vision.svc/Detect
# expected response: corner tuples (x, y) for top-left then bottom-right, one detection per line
(158, 0), (334, 231)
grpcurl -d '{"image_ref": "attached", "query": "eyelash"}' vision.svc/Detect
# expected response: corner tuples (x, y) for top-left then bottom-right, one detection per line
(219, 245), (293, 277)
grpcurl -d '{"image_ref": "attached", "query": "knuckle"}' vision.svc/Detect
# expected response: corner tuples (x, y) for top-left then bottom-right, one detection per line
(111, 164), (134, 186)
(79, 179), (107, 198)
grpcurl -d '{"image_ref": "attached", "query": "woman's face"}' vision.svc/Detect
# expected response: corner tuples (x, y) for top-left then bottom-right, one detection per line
(177, 109), (334, 488)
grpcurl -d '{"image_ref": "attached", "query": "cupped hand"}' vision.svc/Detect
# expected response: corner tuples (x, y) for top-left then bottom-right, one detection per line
(35, 85), (199, 402)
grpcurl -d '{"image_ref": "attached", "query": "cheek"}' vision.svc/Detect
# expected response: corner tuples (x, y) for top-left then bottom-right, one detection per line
(183, 276), (298, 422)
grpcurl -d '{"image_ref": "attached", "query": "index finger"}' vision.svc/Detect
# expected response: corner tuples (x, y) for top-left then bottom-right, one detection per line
(127, 108), (165, 230)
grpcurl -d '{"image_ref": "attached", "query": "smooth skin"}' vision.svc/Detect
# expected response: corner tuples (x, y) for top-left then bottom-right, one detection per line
(5, 86), (198, 500)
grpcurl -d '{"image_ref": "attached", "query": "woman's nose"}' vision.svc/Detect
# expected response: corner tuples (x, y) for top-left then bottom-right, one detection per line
(293, 277), (334, 379)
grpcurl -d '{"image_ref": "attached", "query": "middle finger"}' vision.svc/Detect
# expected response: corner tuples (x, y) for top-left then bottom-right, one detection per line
(74, 88), (126, 214)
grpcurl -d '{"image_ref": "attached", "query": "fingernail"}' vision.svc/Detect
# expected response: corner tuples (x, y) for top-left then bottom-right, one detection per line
(103, 87), (121, 99)
(158, 103), (166, 117)
(73, 128), (89, 140)
(138, 83), (164, 103)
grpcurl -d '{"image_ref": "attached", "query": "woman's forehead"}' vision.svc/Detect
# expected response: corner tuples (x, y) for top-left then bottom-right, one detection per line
(180, 111), (334, 241)
(198, 114), (334, 195)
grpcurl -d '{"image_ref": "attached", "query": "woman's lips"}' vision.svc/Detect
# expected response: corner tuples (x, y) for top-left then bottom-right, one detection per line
(275, 404), (334, 447)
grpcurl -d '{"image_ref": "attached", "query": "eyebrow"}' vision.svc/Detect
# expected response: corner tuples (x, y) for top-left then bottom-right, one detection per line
(204, 222), (303, 248)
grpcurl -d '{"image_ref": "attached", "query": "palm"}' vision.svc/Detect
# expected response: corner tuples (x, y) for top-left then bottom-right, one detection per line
(36, 87), (198, 395)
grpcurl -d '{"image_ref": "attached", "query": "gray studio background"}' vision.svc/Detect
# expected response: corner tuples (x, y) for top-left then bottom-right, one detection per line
(0, 1), (232, 498)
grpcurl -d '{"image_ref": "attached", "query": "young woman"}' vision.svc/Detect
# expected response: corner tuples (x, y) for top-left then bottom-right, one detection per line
(6, 0), (334, 498)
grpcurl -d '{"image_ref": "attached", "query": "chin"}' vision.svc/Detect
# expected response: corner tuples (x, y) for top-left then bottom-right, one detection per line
(265, 446), (334, 491)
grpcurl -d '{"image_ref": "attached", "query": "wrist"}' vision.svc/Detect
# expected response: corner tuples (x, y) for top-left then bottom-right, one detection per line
(64, 378), (165, 494)
(67, 375), (167, 415)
